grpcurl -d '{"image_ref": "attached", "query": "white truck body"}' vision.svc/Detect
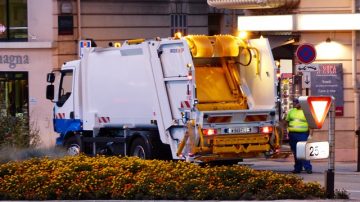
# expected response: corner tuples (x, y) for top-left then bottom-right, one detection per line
(47, 35), (279, 162)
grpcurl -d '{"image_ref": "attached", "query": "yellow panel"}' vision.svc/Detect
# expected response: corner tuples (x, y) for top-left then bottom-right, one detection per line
(126, 38), (145, 45)
(213, 144), (270, 154)
(213, 35), (239, 57)
(197, 102), (247, 111)
(212, 135), (269, 145)
(185, 35), (250, 111)
(195, 66), (236, 103)
(195, 63), (247, 111)
(185, 35), (213, 57)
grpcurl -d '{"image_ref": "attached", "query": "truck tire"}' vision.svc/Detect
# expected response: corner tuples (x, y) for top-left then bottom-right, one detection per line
(64, 136), (81, 156)
(130, 138), (152, 159)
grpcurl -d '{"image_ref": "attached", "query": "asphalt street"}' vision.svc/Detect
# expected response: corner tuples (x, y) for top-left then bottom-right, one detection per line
(241, 157), (360, 200)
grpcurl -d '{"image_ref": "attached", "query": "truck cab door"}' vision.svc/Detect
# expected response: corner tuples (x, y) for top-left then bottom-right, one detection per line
(56, 70), (74, 115)
(53, 69), (79, 136)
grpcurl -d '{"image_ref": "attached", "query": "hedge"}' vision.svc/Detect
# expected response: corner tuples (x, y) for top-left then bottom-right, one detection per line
(0, 155), (326, 200)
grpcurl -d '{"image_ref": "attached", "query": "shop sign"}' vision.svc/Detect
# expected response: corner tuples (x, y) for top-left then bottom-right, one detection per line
(0, 54), (30, 69)
(310, 63), (344, 116)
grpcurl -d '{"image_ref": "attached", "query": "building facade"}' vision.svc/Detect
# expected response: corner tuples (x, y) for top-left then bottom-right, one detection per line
(55, 0), (240, 66)
(295, 0), (360, 162)
(0, 0), (238, 147)
(0, 0), (55, 146)
(232, 0), (360, 162)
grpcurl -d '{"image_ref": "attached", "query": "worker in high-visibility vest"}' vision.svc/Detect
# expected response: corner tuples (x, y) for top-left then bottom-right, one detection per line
(286, 98), (312, 174)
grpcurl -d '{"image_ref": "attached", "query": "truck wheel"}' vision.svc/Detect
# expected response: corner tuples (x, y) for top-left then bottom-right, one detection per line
(130, 138), (151, 159)
(65, 136), (81, 156)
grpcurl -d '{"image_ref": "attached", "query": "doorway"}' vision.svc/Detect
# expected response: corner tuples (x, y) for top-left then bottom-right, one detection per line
(0, 71), (29, 117)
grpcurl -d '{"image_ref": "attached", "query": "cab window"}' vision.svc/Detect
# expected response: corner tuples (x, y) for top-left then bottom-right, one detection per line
(57, 70), (73, 107)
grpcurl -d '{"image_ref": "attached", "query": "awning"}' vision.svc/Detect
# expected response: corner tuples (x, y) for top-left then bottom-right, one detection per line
(207, 0), (300, 9)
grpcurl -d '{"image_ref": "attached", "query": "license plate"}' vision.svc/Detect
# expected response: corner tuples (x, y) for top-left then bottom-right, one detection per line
(225, 127), (257, 134)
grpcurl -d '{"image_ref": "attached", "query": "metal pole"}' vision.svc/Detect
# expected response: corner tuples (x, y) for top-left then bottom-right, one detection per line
(358, 131), (360, 171)
(6, 0), (10, 40)
(325, 97), (335, 199)
(351, 0), (360, 172)
(123, 125), (128, 156)
(93, 129), (97, 156)
(357, 125), (360, 171)
(77, 0), (82, 41)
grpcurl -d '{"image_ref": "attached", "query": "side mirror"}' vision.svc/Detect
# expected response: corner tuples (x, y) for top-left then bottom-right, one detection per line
(46, 84), (54, 100)
(47, 73), (55, 83)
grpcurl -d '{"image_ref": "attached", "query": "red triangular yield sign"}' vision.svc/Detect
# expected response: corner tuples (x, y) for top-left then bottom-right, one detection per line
(307, 96), (332, 128)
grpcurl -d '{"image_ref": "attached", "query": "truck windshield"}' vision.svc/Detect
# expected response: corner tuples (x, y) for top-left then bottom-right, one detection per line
(57, 70), (73, 107)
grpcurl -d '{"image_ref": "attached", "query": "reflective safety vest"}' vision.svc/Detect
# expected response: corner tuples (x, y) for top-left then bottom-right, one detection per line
(286, 108), (309, 132)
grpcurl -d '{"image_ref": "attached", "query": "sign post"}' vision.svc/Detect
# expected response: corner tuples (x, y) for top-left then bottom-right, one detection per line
(299, 96), (332, 129)
(296, 43), (317, 96)
(296, 44), (317, 64)
(298, 96), (335, 199)
(302, 72), (311, 88)
(326, 97), (336, 199)
(296, 63), (319, 72)
(296, 64), (319, 96)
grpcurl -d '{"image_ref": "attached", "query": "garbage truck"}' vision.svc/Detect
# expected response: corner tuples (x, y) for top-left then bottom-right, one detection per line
(46, 35), (280, 162)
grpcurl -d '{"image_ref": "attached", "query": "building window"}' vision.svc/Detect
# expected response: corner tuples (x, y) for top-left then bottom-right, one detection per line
(171, 14), (187, 36)
(0, 0), (28, 41)
(208, 13), (222, 36)
(58, 15), (73, 35)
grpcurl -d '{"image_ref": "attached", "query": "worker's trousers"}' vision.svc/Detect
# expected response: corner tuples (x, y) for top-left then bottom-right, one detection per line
(288, 131), (312, 172)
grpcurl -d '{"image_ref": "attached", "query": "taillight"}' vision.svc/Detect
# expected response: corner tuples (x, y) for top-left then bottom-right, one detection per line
(260, 126), (273, 133)
(187, 71), (193, 80)
(202, 128), (217, 136)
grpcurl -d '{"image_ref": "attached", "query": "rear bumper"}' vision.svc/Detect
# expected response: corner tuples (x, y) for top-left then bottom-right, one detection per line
(194, 134), (273, 162)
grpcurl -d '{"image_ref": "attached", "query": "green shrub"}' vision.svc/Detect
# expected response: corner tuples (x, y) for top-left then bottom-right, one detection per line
(0, 113), (40, 149)
(0, 155), (327, 200)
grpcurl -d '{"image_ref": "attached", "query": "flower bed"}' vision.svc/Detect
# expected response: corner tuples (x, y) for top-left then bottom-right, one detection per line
(0, 155), (325, 200)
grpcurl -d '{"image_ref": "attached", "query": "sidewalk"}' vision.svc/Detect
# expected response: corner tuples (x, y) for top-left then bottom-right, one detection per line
(241, 156), (360, 200)
(242, 157), (359, 174)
